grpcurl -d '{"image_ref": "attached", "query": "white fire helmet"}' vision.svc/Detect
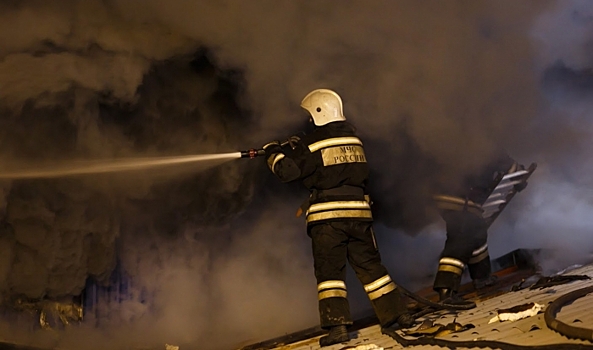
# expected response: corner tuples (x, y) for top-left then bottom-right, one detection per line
(300, 89), (346, 126)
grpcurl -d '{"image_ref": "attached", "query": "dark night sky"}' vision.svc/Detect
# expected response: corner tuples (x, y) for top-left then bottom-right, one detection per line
(1, 1), (593, 349)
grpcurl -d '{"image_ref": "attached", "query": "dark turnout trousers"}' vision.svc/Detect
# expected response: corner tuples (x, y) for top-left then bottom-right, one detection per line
(310, 221), (408, 329)
(433, 210), (492, 292)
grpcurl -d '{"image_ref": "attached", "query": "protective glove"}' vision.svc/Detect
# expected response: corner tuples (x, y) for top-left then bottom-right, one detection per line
(286, 135), (301, 150)
(262, 141), (283, 172)
(514, 181), (528, 192)
(262, 140), (282, 157)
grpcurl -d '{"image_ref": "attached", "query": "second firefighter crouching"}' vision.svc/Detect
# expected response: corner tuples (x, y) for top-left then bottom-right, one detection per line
(432, 154), (528, 306)
(263, 88), (414, 347)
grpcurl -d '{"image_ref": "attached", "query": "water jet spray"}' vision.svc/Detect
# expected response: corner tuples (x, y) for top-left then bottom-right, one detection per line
(0, 153), (243, 179)
(0, 137), (298, 179)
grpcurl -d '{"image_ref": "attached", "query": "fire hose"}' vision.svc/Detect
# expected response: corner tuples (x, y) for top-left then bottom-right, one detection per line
(382, 326), (593, 350)
(397, 283), (476, 312)
(383, 285), (593, 349)
(545, 285), (593, 342)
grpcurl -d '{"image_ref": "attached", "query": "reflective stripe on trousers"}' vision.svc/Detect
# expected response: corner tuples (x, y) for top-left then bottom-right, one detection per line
(317, 280), (347, 300)
(438, 257), (465, 276)
(468, 244), (489, 264)
(364, 274), (397, 301)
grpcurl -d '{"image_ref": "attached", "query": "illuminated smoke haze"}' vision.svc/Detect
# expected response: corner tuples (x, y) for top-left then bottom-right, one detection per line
(0, 0), (593, 349)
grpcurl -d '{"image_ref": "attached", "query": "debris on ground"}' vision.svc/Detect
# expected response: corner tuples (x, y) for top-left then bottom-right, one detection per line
(529, 275), (591, 290)
(488, 302), (544, 323)
(403, 319), (475, 337)
(341, 344), (383, 350)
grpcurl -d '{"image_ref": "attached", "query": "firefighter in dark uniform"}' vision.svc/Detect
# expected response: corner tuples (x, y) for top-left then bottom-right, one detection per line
(432, 153), (525, 307)
(262, 89), (414, 347)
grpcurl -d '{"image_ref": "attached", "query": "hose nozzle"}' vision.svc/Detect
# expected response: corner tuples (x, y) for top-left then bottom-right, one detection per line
(240, 148), (266, 159)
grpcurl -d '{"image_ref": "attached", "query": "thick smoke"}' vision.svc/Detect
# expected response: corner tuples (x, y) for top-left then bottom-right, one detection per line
(488, 0), (593, 272)
(0, 0), (593, 349)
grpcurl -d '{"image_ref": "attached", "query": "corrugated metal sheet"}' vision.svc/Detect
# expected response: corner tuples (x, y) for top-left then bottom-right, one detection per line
(264, 263), (593, 350)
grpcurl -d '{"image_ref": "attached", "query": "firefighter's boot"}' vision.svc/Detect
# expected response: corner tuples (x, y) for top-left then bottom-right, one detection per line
(396, 313), (416, 329)
(437, 288), (476, 308)
(473, 275), (499, 290)
(319, 325), (349, 347)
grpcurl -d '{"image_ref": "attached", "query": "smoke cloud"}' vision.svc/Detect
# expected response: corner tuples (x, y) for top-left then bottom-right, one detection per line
(1, 0), (593, 349)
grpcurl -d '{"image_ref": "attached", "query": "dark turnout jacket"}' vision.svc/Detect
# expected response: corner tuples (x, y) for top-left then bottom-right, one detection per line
(433, 152), (518, 215)
(265, 121), (373, 225)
